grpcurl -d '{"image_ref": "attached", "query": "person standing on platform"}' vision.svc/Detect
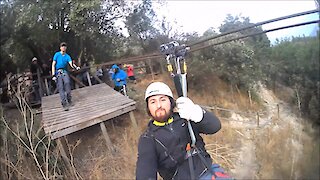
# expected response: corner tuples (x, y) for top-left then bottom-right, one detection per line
(51, 42), (80, 111)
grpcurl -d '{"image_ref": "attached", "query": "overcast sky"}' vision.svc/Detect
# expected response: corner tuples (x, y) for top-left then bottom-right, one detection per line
(154, 0), (319, 43)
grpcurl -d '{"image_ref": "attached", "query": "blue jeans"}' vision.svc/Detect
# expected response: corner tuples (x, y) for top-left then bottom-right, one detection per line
(57, 71), (71, 105)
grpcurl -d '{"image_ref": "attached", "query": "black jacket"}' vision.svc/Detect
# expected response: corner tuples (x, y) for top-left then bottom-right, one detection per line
(136, 109), (221, 180)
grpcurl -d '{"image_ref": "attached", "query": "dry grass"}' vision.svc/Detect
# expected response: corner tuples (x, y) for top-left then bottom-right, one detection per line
(67, 120), (140, 179)
(1, 90), (62, 179)
(255, 122), (320, 179)
(0, 80), (83, 180)
(188, 75), (261, 112)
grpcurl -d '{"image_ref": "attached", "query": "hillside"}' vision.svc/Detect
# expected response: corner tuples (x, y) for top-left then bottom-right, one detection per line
(1, 73), (319, 179)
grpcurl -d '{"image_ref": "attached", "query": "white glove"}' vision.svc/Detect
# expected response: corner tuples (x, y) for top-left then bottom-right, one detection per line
(76, 66), (80, 70)
(52, 76), (57, 81)
(176, 97), (203, 123)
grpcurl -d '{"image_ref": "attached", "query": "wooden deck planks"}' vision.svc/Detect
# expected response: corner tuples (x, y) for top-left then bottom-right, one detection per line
(50, 105), (135, 139)
(43, 101), (136, 133)
(41, 83), (136, 139)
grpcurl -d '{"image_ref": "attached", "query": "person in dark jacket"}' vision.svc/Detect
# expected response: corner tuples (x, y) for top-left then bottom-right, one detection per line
(30, 57), (42, 102)
(136, 82), (222, 180)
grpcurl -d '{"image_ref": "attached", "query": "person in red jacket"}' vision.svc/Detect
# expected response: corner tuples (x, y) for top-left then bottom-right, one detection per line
(126, 64), (136, 84)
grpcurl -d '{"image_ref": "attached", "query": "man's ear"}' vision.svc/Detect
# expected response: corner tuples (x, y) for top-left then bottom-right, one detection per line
(170, 97), (176, 113)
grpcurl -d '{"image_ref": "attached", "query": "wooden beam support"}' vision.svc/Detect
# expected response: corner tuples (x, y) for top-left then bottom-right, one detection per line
(147, 59), (154, 80)
(93, 74), (104, 84)
(100, 122), (114, 152)
(56, 138), (70, 164)
(44, 78), (50, 95)
(37, 68), (43, 97)
(129, 111), (139, 134)
(56, 138), (76, 175)
(70, 74), (86, 87)
(86, 72), (92, 86)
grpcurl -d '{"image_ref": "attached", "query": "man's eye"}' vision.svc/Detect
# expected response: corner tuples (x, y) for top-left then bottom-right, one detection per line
(150, 101), (155, 104)
(161, 98), (167, 102)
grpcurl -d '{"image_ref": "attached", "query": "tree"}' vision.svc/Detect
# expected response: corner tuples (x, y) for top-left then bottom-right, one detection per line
(188, 15), (268, 90)
(0, 0), (131, 77)
(125, 0), (159, 54)
(270, 34), (320, 123)
(219, 14), (271, 79)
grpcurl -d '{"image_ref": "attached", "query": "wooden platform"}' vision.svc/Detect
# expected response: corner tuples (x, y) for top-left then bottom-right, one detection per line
(41, 83), (136, 139)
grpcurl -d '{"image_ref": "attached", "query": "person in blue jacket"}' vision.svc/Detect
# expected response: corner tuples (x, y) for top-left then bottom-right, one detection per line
(111, 64), (127, 93)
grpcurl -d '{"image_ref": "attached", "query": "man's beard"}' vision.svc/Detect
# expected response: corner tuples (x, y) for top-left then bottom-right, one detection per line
(152, 108), (171, 122)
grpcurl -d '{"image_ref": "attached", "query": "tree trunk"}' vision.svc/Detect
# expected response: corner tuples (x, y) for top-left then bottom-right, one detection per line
(295, 86), (301, 117)
(248, 89), (252, 107)
(230, 84), (235, 103)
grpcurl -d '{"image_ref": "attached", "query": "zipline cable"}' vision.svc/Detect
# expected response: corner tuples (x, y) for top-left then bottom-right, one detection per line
(190, 19), (320, 53)
(87, 9), (319, 67)
(188, 9), (319, 48)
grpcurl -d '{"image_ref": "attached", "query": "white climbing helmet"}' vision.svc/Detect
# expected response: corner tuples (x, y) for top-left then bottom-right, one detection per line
(145, 82), (173, 100)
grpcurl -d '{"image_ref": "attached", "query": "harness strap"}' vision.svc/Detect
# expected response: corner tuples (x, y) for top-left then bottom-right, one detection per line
(143, 130), (178, 164)
(56, 69), (67, 75)
(195, 146), (213, 175)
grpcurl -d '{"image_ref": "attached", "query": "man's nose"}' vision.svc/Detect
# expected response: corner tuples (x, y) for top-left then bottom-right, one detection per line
(157, 101), (161, 108)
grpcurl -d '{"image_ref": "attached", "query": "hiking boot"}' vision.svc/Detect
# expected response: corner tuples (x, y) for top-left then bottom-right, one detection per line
(62, 103), (69, 111)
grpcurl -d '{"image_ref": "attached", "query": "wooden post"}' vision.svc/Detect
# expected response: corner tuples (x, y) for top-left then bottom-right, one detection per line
(147, 59), (154, 80)
(277, 104), (280, 120)
(44, 77), (50, 95)
(93, 75), (104, 84)
(86, 71), (92, 86)
(70, 74), (86, 87)
(56, 138), (75, 175)
(248, 89), (252, 107)
(230, 84), (234, 103)
(295, 88), (301, 117)
(256, 112), (260, 127)
(53, 87), (58, 94)
(111, 120), (115, 131)
(100, 122), (114, 152)
(159, 59), (165, 74)
(37, 68), (43, 97)
(75, 83), (79, 89)
(56, 138), (70, 165)
(129, 111), (139, 134)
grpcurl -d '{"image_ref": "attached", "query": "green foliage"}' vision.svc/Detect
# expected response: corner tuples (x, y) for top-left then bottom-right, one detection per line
(270, 34), (320, 123)
(188, 34), (260, 90)
(125, 0), (160, 54)
(187, 14), (269, 91)
(0, 0), (131, 77)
